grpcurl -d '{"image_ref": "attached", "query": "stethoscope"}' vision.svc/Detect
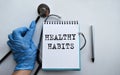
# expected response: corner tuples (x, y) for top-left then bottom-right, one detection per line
(0, 4), (86, 75)
(34, 4), (61, 75)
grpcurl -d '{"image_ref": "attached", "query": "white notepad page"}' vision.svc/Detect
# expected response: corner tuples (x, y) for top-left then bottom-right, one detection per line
(42, 21), (80, 71)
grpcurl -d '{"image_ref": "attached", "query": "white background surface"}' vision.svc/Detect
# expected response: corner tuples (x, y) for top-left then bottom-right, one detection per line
(0, 0), (120, 75)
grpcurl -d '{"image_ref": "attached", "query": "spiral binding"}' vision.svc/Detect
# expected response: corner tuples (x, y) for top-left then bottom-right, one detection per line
(44, 21), (78, 24)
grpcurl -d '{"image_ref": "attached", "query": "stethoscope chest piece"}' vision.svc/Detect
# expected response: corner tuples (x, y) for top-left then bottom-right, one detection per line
(37, 4), (50, 17)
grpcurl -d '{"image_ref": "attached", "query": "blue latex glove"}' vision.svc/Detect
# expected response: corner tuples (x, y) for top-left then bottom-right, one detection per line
(7, 21), (37, 71)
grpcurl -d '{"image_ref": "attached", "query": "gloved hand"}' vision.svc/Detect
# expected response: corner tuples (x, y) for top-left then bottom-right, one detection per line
(7, 21), (37, 71)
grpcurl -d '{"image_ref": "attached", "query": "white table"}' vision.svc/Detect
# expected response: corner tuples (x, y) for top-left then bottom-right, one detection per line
(0, 0), (120, 75)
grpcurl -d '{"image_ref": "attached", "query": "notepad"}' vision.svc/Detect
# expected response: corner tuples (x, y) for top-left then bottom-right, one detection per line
(42, 21), (80, 71)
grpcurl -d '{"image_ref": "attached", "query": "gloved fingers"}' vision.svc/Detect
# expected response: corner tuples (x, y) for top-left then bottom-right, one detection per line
(7, 41), (12, 47)
(7, 40), (15, 51)
(8, 34), (14, 41)
(31, 41), (37, 50)
(29, 21), (36, 30)
(24, 21), (36, 39)
(12, 27), (28, 40)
